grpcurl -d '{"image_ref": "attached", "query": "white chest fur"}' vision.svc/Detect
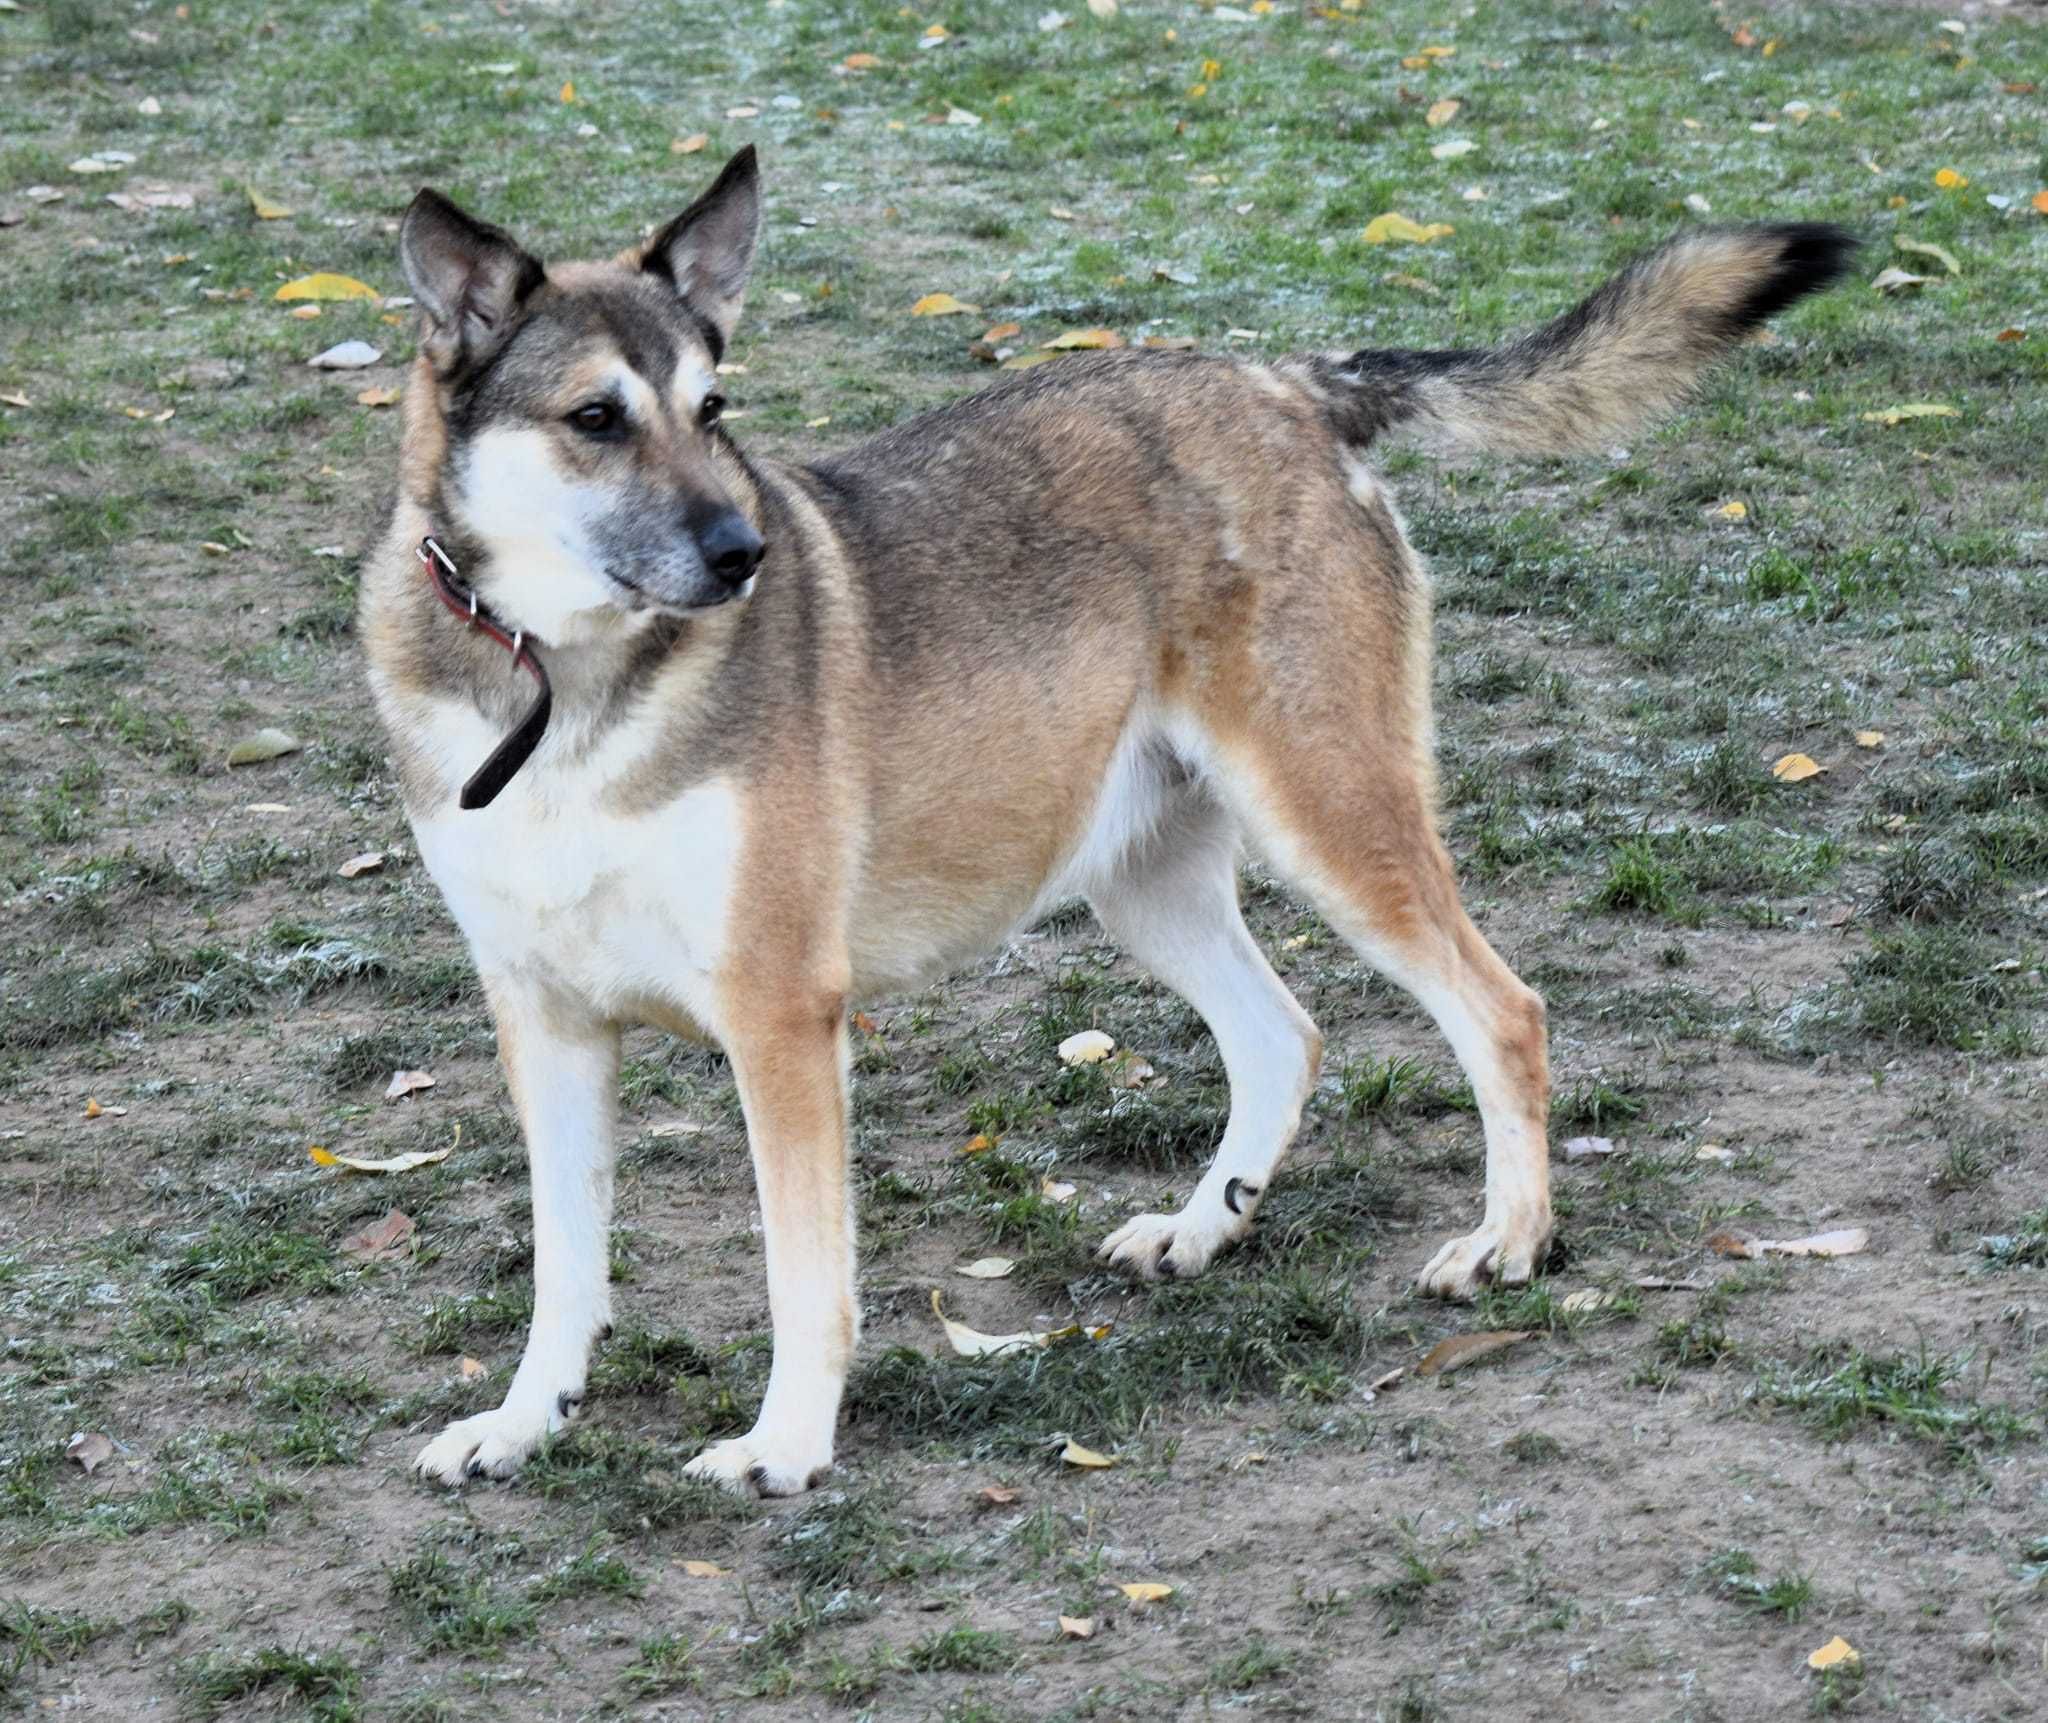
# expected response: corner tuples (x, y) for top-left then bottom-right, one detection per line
(410, 704), (741, 1032)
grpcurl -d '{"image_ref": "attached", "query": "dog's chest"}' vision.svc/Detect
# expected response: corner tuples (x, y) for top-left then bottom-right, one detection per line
(412, 763), (741, 1027)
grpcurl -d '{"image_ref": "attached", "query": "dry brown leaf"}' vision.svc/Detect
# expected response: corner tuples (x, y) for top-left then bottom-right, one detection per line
(1043, 327), (1123, 350)
(672, 133), (709, 154)
(1058, 1614), (1097, 1639)
(1041, 1177), (1078, 1203)
(1854, 729), (1884, 749)
(981, 321), (1022, 343)
(1707, 1227), (1869, 1260)
(999, 349), (1062, 370)
(357, 386), (402, 407)
(459, 1356), (487, 1379)
(66, 1432), (116, 1474)
(1894, 235), (1961, 276)
(1560, 1288), (1617, 1314)
(245, 186), (292, 219)
(0, 392), (31, 409)
(1416, 1329), (1534, 1377)
(308, 1133), (456, 1175)
(559, 79), (576, 102)
(1140, 334), (1198, 350)
(979, 1484), (1021, 1506)
(83, 1096), (103, 1119)
(2033, 190), (2048, 216)
(384, 1069), (436, 1102)
(681, 1559), (729, 1577)
(1563, 1135), (1618, 1160)
(1107, 1052), (1154, 1089)
(1058, 1029), (1116, 1064)
(911, 291), (979, 316)
(1118, 1582), (1173, 1605)
(1425, 97), (1461, 127)
(340, 1207), (416, 1260)
(955, 1256), (1016, 1279)
(1771, 752), (1823, 782)
(339, 850), (385, 878)
(843, 51), (881, 69)
(1060, 1438), (1115, 1468)
(1995, 328), (2027, 343)
(1807, 1636), (1859, 1671)
(1695, 1143), (1737, 1165)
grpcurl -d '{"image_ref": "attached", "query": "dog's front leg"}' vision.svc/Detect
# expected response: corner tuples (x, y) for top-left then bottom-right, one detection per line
(415, 988), (619, 1484)
(684, 989), (853, 1496)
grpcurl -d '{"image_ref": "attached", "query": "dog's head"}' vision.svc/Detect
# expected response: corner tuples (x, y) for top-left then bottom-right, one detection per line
(399, 148), (765, 640)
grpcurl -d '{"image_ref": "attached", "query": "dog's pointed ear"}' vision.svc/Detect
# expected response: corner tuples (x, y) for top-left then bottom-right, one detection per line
(399, 189), (545, 375)
(643, 145), (761, 353)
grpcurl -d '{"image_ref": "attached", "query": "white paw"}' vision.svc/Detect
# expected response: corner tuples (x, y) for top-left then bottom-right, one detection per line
(1099, 1202), (1247, 1282)
(413, 1393), (575, 1484)
(683, 1428), (832, 1498)
(1417, 1218), (1550, 1300)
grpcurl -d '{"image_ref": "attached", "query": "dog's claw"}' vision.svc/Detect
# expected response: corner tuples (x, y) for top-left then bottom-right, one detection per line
(1418, 1220), (1548, 1301)
(684, 1429), (833, 1498)
(1099, 1206), (1247, 1283)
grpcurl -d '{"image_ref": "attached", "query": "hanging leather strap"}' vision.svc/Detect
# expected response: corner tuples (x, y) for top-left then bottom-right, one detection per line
(417, 535), (553, 810)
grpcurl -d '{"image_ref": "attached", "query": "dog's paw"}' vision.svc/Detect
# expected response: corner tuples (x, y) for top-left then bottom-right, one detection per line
(1099, 1205), (1247, 1282)
(413, 1395), (575, 1485)
(1417, 1219), (1549, 1301)
(683, 1429), (832, 1498)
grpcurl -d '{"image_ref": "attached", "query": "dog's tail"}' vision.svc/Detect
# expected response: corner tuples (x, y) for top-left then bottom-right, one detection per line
(1302, 223), (1855, 458)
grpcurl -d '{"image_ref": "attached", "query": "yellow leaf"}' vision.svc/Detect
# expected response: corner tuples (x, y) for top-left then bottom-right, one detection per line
(1400, 55), (1430, 70)
(308, 1145), (340, 1166)
(245, 185), (292, 219)
(83, 1097), (104, 1119)
(955, 1257), (1016, 1279)
(1362, 212), (1454, 245)
(275, 272), (380, 302)
(1854, 729), (1884, 749)
(288, 304), (323, 319)
(911, 291), (979, 316)
(1059, 1438), (1115, 1468)
(1201, 58), (1221, 80)
(924, 21), (950, 37)
(962, 1132), (996, 1155)
(1416, 1329), (1534, 1377)
(308, 1136), (455, 1174)
(1807, 1637), (1859, 1671)
(1058, 1029), (1116, 1063)
(843, 51), (881, 69)
(981, 321), (1021, 342)
(559, 80), (575, 102)
(1425, 98), (1461, 128)
(1933, 167), (1968, 189)
(1118, 1582), (1174, 1605)
(1058, 1615), (1096, 1639)
(1042, 327), (1123, 350)
(1861, 402), (1958, 426)
(672, 132), (709, 154)
(1894, 235), (1961, 275)
(1771, 752), (1823, 782)
(681, 1559), (729, 1578)
(1419, 43), (1455, 58)
(357, 386), (402, 407)
(930, 1288), (1047, 1358)
(1187, 83), (1208, 99)
(2033, 190), (2048, 215)
(1715, 499), (1747, 520)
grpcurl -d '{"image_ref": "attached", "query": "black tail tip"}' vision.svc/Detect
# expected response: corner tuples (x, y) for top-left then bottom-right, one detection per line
(1736, 221), (1860, 327)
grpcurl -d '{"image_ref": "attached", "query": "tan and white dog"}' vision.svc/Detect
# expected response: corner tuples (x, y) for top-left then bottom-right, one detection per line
(362, 147), (1850, 1493)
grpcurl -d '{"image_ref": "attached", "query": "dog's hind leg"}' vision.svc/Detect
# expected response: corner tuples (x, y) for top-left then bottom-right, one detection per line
(1092, 794), (1323, 1281)
(1220, 756), (1552, 1301)
(415, 988), (620, 1483)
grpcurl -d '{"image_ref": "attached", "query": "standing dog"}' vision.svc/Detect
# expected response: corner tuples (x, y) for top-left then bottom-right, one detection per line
(363, 146), (1849, 1492)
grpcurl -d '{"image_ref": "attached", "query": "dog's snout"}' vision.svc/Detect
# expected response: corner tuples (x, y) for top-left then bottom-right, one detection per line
(697, 511), (765, 589)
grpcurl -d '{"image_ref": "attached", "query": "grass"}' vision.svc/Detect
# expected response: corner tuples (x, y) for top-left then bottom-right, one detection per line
(2, 0), (2044, 1716)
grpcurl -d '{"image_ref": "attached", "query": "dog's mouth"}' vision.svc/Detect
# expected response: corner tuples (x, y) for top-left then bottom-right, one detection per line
(606, 568), (755, 614)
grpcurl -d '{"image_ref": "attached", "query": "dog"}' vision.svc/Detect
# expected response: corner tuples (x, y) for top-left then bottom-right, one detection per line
(362, 145), (1851, 1492)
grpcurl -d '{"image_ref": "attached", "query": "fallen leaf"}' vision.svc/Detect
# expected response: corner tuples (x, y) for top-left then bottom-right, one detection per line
(138, 96), (162, 115)
(1416, 1330), (1534, 1377)
(1563, 1135), (1618, 1160)
(945, 105), (981, 127)
(307, 340), (382, 369)
(931, 1288), (1047, 1358)
(961, 1132), (996, 1156)
(1362, 212), (1454, 245)
(1633, 1276), (1706, 1292)
(1560, 1288), (1617, 1314)
(1995, 328), (2027, 342)
(340, 1207), (416, 1260)
(1041, 1177), (1078, 1203)
(1060, 1438), (1115, 1468)
(226, 728), (302, 767)
(459, 1355), (488, 1379)
(246, 185), (293, 219)
(245, 802), (291, 814)
(1861, 403), (1958, 426)
(1771, 752), (1824, 782)
(672, 132), (709, 154)
(1854, 729), (1884, 749)
(1695, 1143), (1737, 1166)
(384, 1069), (436, 1101)
(1430, 137), (1476, 160)
(83, 1097), (103, 1119)
(955, 1257), (1017, 1279)
(1059, 1029), (1116, 1064)
(66, 1432), (115, 1474)
(2033, 191), (2048, 216)
(0, 392), (29, 409)
(981, 321), (1022, 343)
(1043, 327), (1123, 350)
(1087, 0), (1117, 15)
(1715, 499), (1748, 520)
(288, 305), (323, 321)
(24, 185), (66, 204)
(308, 1136), (456, 1175)
(1871, 266), (1934, 295)
(843, 51), (881, 69)
(1425, 98), (1461, 127)
(339, 850), (386, 878)
(1107, 1052), (1154, 1089)
(680, 1559), (729, 1578)
(1933, 168), (1968, 190)
(1118, 1582), (1173, 1606)
(69, 153), (135, 175)
(1059, 1614), (1097, 1638)
(275, 273), (379, 303)
(1807, 1636), (1860, 1671)
(1894, 235), (1961, 276)
(106, 187), (194, 212)
(559, 80), (575, 102)
(979, 1485), (1021, 1506)
(1707, 1227), (1869, 1260)
(1000, 349), (1063, 370)
(911, 291), (979, 317)
(357, 386), (402, 407)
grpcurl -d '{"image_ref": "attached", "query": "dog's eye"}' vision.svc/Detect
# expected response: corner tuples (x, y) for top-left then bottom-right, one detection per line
(569, 401), (619, 436)
(699, 393), (727, 429)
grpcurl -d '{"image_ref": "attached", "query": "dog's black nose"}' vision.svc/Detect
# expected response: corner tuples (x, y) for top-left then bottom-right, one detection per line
(698, 511), (764, 589)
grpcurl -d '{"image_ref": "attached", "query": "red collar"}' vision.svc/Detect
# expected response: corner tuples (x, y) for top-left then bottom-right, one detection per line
(417, 535), (553, 810)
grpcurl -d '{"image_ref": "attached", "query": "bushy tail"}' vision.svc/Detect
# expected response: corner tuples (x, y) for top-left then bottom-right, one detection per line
(1305, 223), (1856, 457)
